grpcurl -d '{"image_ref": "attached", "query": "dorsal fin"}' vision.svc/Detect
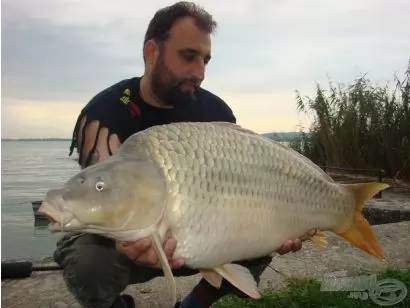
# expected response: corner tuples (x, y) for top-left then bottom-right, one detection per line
(275, 142), (334, 182)
(210, 122), (334, 182)
(211, 122), (259, 135)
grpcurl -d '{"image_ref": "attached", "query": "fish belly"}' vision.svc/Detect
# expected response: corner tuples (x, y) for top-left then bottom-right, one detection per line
(140, 122), (354, 269)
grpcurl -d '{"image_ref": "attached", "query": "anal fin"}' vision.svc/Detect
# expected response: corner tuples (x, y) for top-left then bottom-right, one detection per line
(300, 229), (328, 250)
(311, 231), (327, 250)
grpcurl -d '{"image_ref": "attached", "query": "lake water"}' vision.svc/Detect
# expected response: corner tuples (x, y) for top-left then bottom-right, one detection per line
(1, 140), (80, 260)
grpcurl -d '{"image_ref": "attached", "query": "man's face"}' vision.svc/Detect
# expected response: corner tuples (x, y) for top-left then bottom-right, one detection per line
(150, 17), (212, 106)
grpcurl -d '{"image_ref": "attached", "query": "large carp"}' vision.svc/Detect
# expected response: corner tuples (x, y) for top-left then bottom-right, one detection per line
(38, 122), (388, 306)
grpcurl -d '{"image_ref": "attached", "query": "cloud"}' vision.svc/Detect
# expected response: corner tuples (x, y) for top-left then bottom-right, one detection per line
(1, 99), (84, 138)
(1, 0), (147, 102)
(1, 0), (410, 138)
(206, 0), (410, 93)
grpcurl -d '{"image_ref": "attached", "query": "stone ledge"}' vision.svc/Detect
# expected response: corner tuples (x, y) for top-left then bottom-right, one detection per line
(364, 207), (410, 225)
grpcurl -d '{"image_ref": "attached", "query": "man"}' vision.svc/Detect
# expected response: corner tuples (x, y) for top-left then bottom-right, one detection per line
(54, 2), (304, 308)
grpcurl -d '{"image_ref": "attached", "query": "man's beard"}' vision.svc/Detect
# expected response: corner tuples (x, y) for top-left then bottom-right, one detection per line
(150, 56), (200, 107)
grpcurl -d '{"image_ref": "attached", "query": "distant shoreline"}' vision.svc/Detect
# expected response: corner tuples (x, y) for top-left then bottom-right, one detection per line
(1, 138), (71, 141)
(1, 132), (303, 142)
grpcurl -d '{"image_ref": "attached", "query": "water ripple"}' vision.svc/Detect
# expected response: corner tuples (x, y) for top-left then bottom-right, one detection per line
(1, 140), (79, 259)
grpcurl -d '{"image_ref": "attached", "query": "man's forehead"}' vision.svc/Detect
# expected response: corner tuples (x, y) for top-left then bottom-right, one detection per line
(166, 17), (212, 55)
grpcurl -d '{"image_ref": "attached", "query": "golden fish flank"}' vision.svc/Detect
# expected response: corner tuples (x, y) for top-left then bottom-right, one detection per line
(38, 121), (389, 307)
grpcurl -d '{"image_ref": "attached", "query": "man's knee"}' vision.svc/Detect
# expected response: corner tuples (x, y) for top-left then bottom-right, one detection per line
(53, 233), (133, 307)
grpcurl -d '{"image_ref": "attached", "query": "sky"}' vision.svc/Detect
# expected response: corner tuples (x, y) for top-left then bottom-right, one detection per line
(1, 0), (410, 139)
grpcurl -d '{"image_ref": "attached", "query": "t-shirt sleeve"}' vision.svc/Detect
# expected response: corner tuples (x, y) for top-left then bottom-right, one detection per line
(68, 90), (131, 167)
(209, 94), (237, 123)
(197, 88), (237, 123)
(218, 98), (237, 123)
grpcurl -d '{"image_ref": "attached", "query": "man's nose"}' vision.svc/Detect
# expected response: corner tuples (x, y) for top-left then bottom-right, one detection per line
(191, 59), (205, 81)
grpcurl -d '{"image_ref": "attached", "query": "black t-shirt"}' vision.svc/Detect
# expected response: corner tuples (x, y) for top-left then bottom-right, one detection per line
(69, 77), (236, 164)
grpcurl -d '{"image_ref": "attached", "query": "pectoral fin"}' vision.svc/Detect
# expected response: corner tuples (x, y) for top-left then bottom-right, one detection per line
(210, 263), (261, 299)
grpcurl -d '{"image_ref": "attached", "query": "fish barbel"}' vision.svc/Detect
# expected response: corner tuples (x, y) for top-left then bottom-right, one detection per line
(38, 122), (389, 306)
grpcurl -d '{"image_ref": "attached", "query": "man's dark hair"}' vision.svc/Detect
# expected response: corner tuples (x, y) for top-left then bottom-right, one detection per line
(143, 2), (217, 60)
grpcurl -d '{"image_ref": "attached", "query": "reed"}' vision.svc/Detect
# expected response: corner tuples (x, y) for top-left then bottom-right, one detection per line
(289, 60), (410, 181)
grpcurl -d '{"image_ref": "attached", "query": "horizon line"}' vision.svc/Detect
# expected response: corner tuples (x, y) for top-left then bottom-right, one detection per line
(1, 131), (306, 141)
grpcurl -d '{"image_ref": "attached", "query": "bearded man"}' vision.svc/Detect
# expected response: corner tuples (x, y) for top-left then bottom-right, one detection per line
(54, 2), (304, 308)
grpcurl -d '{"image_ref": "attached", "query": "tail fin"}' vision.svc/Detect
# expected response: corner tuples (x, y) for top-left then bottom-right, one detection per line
(337, 182), (389, 260)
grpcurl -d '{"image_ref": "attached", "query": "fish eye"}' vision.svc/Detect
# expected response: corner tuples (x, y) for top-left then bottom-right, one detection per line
(95, 181), (105, 192)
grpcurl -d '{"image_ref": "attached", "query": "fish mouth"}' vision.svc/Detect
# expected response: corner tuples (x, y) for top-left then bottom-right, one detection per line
(37, 201), (83, 232)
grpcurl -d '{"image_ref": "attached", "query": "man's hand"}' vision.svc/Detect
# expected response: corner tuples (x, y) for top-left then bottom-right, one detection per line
(276, 238), (302, 255)
(116, 232), (185, 269)
(276, 229), (318, 255)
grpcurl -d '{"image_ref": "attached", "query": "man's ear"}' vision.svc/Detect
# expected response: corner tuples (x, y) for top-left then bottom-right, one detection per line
(143, 40), (159, 65)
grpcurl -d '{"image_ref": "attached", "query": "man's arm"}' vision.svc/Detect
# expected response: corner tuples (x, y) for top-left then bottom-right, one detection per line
(76, 116), (121, 168)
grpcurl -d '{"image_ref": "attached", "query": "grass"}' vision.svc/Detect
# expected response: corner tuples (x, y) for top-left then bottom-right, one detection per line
(214, 268), (409, 308)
